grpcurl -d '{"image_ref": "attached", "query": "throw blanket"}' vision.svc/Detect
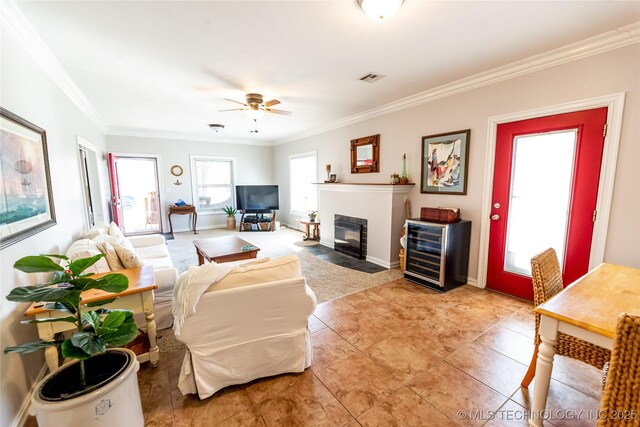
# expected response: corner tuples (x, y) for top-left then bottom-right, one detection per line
(172, 262), (236, 336)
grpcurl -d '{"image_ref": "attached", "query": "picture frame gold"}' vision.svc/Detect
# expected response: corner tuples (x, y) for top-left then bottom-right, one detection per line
(170, 165), (184, 177)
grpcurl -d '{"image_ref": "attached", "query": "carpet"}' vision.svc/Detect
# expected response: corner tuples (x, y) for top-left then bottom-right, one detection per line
(166, 226), (402, 304)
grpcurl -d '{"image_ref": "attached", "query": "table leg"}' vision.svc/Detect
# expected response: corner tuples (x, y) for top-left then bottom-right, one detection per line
(44, 332), (59, 372)
(529, 316), (559, 427)
(168, 212), (174, 236)
(317, 224), (320, 240)
(145, 310), (160, 368)
(304, 223), (310, 240)
(192, 212), (198, 234)
(196, 248), (204, 265)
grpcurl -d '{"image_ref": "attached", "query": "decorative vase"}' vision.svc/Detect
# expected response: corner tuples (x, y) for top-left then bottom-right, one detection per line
(226, 217), (236, 230)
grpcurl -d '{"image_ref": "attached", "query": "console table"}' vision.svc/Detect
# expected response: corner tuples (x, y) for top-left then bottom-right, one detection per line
(24, 266), (160, 372)
(168, 204), (198, 235)
(239, 210), (276, 232)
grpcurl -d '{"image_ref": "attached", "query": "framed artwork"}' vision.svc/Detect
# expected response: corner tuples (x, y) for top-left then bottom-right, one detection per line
(0, 107), (56, 249)
(421, 129), (470, 195)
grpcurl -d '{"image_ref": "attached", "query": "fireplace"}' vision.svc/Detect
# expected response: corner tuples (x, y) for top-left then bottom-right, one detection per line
(334, 215), (367, 259)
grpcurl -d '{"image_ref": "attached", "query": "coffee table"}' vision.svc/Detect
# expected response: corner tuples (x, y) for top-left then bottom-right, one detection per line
(193, 235), (260, 265)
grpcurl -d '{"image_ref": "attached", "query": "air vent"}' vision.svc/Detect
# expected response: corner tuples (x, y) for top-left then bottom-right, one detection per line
(359, 72), (385, 83)
(208, 123), (225, 132)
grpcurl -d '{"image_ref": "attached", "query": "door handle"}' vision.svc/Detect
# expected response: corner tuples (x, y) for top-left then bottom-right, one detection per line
(491, 214), (500, 221)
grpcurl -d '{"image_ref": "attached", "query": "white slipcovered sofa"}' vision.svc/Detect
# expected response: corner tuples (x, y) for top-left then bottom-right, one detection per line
(174, 254), (317, 399)
(66, 223), (178, 329)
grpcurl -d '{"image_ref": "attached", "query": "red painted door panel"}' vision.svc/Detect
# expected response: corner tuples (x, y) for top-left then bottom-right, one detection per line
(486, 107), (607, 300)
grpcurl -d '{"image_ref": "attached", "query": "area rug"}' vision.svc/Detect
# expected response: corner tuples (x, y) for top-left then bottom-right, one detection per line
(166, 226), (403, 304)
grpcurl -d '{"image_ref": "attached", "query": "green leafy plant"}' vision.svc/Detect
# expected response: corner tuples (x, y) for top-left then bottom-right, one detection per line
(308, 210), (318, 221)
(4, 254), (137, 390)
(222, 206), (238, 217)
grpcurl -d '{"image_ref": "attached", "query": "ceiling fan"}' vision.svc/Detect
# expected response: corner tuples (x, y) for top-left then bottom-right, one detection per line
(219, 93), (292, 120)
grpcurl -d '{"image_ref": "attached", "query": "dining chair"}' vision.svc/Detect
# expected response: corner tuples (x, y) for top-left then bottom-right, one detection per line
(521, 248), (611, 388)
(598, 313), (640, 426)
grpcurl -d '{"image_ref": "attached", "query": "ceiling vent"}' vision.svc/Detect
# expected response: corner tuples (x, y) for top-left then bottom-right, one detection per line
(359, 72), (385, 83)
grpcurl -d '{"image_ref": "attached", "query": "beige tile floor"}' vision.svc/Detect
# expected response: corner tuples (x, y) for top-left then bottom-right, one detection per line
(29, 278), (604, 426)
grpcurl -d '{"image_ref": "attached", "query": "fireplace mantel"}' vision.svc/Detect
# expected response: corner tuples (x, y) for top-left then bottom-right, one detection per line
(316, 183), (413, 268)
(315, 183), (414, 194)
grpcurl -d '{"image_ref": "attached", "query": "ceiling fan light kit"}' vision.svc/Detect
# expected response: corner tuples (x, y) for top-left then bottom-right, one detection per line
(218, 93), (292, 131)
(357, 0), (404, 21)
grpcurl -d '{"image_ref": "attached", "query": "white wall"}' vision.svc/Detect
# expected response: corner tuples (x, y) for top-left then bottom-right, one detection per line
(106, 135), (274, 232)
(274, 44), (640, 280)
(0, 30), (108, 427)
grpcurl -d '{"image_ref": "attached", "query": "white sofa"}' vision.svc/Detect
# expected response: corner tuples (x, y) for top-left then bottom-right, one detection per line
(66, 224), (178, 329)
(174, 254), (317, 399)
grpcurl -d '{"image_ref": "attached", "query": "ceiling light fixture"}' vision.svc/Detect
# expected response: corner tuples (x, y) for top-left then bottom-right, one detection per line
(245, 107), (265, 121)
(356, 0), (404, 21)
(208, 123), (225, 132)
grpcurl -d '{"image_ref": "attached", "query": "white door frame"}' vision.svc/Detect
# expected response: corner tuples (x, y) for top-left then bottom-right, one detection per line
(110, 152), (165, 233)
(477, 93), (625, 288)
(76, 136), (107, 232)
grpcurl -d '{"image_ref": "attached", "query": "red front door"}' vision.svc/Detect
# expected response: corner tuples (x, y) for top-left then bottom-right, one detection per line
(486, 108), (607, 300)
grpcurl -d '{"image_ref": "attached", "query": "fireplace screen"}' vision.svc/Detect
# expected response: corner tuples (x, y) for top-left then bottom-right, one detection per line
(334, 220), (364, 259)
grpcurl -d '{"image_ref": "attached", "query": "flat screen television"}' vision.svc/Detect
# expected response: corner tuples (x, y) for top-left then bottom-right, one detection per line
(236, 185), (279, 212)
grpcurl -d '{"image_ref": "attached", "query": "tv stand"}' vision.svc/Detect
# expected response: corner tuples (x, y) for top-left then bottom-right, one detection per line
(238, 210), (276, 232)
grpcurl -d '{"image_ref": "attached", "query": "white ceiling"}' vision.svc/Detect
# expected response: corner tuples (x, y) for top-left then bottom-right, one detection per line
(15, 1), (640, 144)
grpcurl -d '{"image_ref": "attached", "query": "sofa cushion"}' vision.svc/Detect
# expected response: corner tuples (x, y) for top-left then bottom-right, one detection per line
(135, 244), (170, 260)
(209, 254), (301, 292)
(86, 223), (109, 240)
(143, 256), (175, 270)
(108, 222), (125, 238)
(66, 239), (110, 273)
(99, 242), (124, 271)
(111, 241), (144, 268)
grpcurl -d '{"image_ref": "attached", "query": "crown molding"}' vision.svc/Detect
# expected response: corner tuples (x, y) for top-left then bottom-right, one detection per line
(1, 1), (108, 133)
(107, 127), (274, 147)
(275, 21), (640, 145)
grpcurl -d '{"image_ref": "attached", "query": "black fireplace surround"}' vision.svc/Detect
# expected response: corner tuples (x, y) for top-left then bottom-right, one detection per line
(334, 215), (367, 259)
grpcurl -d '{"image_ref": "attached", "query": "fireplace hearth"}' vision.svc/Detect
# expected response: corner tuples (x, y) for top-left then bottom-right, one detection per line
(334, 215), (367, 259)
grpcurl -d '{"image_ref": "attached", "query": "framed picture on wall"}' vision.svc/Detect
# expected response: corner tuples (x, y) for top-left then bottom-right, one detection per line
(421, 129), (470, 195)
(0, 107), (56, 249)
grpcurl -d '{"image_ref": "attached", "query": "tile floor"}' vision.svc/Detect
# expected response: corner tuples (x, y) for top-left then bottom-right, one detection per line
(132, 278), (603, 427)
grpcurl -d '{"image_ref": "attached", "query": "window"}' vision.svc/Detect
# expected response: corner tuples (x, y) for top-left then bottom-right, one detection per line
(289, 152), (317, 215)
(190, 155), (234, 213)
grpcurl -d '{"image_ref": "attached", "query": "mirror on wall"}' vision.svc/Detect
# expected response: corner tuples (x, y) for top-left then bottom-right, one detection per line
(350, 134), (380, 173)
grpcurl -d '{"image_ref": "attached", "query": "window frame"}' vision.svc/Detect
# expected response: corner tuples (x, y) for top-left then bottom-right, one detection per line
(189, 155), (236, 215)
(289, 151), (318, 217)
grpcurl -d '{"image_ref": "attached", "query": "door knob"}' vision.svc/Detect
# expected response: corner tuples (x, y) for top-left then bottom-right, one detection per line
(491, 214), (500, 221)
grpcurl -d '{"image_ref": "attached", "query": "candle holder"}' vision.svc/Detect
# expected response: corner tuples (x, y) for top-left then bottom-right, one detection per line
(325, 164), (332, 182)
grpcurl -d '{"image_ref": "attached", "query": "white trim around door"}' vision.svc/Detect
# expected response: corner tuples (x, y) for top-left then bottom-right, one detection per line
(477, 92), (626, 288)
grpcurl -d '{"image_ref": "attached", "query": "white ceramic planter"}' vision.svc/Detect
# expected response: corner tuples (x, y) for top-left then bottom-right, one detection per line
(30, 348), (143, 427)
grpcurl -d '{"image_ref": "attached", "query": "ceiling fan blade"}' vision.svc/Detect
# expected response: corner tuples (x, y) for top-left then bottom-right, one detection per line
(266, 108), (292, 116)
(218, 108), (245, 112)
(223, 98), (247, 106)
(264, 99), (280, 107)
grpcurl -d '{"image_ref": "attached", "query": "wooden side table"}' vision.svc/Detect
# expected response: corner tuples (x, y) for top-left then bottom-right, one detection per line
(168, 204), (197, 235)
(300, 220), (320, 241)
(24, 266), (160, 372)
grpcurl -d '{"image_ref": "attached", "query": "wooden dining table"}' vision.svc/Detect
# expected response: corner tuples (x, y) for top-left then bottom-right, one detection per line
(530, 263), (640, 426)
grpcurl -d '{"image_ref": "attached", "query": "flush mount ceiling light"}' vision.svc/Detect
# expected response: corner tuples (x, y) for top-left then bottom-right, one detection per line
(208, 123), (225, 132)
(356, 0), (404, 21)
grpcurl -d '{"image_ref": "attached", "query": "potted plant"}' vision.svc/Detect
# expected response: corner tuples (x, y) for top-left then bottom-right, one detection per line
(4, 254), (144, 426)
(222, 205), (238, 230)
(308, 210), (318, 222)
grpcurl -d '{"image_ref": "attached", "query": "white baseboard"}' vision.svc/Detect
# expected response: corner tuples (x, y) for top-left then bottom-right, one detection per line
(12, 363), (48, 427)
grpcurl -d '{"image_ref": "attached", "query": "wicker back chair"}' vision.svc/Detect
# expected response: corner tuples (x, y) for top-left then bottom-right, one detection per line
(598, 313), (640, 426)
(521, 248), (611, 388)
